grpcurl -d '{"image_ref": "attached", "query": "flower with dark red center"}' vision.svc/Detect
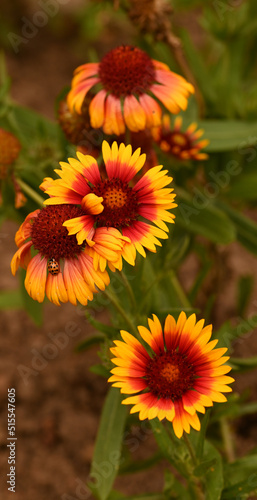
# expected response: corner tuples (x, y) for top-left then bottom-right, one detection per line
(40, 141), (177, 268)
(152, 115), (209, 160)
(108, 313), (234, 438)
(11, 204), (113, 306)
(67, 45), (194, 135)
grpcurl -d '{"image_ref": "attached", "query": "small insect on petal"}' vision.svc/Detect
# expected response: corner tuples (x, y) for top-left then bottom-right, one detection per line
(47, 258), (60, 275)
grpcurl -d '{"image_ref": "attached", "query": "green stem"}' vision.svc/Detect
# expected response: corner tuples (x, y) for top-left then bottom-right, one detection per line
(220, 417), (235, 462)
(118, 270), (137, 310)
(16, 179), (45, 206)
(102, 288), (139, 338)
(183, 433), (198, 466)
(183, 435), (205, 500)
(169, 270), (192, 310)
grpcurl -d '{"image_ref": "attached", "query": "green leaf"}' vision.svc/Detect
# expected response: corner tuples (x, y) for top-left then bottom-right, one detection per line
(230, 356), (257, 371)
(0, 290), (23, 309)
(237, 275), (254, 317)
(150, 419), (186, 478)
(106, 492), (126, 500)
(222, 480), (257, 499)
(223, 455), (257, 498)
(227, 173), (257, 200)
(196, 411), (211, 461)
(176, 188), (236, 244)
(212, 397), (257, 422)
(198, 120), (257, 152)
(189, 261), (212, 303)
(202, 441), (224, 500)
(88, 388), (127, 500)
(179, 29), (217, 104)
(214, 315), (257, 348)
(75, 334), (105, 352)
(119, 452), (161, 475)
(89, 364), (110, 378)
(216, 201), (257, 255)
(85, 311), (120, 337)
(164, 469), (191, 499)
(119, 495), (167, 500)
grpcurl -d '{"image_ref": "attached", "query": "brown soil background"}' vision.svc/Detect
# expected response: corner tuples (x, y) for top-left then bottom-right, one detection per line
(0, 2), (257, 499)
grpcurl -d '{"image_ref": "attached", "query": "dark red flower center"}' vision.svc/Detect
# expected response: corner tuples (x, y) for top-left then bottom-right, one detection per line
(145, 350), (196, 400)
(93, 178), (139, 228)
(31, 205), (85, 260)
(99, 45), (155, 97)
(160, 132), (191, 156)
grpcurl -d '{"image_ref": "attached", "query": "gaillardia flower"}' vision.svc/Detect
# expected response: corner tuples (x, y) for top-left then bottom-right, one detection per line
(41, 141), (177, 267)
(152, 115), (209, 160)
(11, 205), (112, 305)
(109, 313), (234, 438)
(67, 45), (194, 135)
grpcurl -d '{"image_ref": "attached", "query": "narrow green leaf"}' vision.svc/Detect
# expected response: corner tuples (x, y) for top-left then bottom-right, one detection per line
(0, 290), (23, 309)
(216, 201), (257, 255)
(85, 311), (120, 337)
(227, 173), (257, 200)
(213, 316), (257, 348)
(75, 334), (105, 352)
(176, 188), (236, 244)
(119, 452), (161, 475)
(180, 29), (217, 104)
(196, 411), (211, 461)
(237, 275), (254, 317)
(89, 364), (110, 378)
(89, 388), (127, 500)
(202, 441), (224, 500)
(120, 495), (167, 500)
(230, 356), (257, 371)
(198, 120), (257, 152)
(223, 455), (257, 497)
(150, 419), (186, 478)
(164, 469), (191, 500)
(194, 458), (218, 478)
(189, 262), (212, 303)
(106, 492), (126, 500)
(222, 479), (257, 499)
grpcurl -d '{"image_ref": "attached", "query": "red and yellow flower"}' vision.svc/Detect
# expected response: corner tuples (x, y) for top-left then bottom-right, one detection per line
(67, 45), (194, 135)
(40, 141), (177, 268)
(109, 312), (234, 438)
(152, 115), (209, 160)
(10, 204), (116, 305)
